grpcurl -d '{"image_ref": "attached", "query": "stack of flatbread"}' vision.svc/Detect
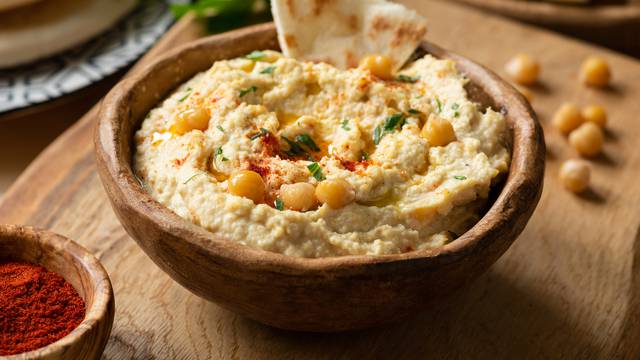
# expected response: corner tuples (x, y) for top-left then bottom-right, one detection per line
(271, 0), (428, 71)
(0, 0), (136, 68)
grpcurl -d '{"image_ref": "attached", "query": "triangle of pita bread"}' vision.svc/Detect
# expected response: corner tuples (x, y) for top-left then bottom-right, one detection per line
(271, 0), (427, 71)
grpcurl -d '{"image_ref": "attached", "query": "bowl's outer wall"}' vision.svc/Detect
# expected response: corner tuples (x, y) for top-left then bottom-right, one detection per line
(95, 23), (545, 331)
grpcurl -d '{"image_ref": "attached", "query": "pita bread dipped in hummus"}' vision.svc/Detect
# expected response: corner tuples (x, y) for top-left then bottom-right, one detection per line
(133, 0), (511, 258)
(271, 0), (428, 70)
(0, 0), (136, 68)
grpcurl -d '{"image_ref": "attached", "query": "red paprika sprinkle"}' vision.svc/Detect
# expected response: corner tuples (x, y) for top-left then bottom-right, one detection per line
(0, 261), (85, 356)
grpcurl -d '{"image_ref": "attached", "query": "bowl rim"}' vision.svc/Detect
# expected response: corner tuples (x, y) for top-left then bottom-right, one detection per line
(0, 224), (114, 359)
(451, 0), (640, 27)
(96, 22), (544, 276)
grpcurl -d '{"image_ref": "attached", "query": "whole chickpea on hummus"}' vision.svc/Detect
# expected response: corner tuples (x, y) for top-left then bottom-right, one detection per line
(133, 50), (511, 258)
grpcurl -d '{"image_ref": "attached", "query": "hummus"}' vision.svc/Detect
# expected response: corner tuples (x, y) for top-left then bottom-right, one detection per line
(134, 50), (510, 258)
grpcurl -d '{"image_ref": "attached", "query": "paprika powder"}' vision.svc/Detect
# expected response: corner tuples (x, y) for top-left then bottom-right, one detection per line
(0, 261), (85, 355)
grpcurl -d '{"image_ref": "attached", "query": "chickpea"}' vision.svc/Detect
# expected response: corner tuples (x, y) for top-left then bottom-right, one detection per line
(359, 55), (393, 80)
(421, 114), (456, 147)
(171, 107), (209, 135)
(582, 105), (607, 128)
(569, 122), (604, 157)
(280, 182), (317, 211)
(315, 179), (355, 209)
(552, 103), (583, 135)
(228, 170), (265, 203)
(580, 56), (611, 88)
(559, 159), (590, 193)
(505, 53), (540, 86)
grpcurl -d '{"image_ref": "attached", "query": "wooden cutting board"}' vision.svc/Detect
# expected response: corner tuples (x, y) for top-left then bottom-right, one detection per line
(2, 1), (640, 358)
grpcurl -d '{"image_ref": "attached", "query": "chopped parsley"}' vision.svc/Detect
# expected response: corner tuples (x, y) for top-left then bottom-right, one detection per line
(245, 50), (265, 60)
(295, 134), (320, 152)
(374, 113), (405, 145)
(452, 103), (460, 118)
(341, 119), (350, 131)
(250, 128), (269, 140)
(282, 136), (308, 157)
(373, 125), (383, 145)
(454, 175), (467, 180)
(433, 98), (442, 113)
(260, 66), (276, 74)
(183, 173), (201, 184)
(216, 125), (225, 132)
(239, 86), (257, 97)
(360, 151), (369, 161)
(408, 109), (422, 115)
(274, 198), (284, 211)
(396, 74), (420, 83)
(307, 162), (325, 181)
(215, 147), (228, 161)
(178, 87), (192, 102)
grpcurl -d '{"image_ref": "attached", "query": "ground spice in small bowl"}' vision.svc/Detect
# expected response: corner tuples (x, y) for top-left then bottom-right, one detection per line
(0, 261), (86, 356)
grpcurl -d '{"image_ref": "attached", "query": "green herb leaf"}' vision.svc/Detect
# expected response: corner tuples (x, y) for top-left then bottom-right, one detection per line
(178, 87), (192, 102)
(296, 134), (320, 152)
(282, 136), (308, 157)
(373, 125), (382, 145)
(246, 50), (265, 60)
(454, 175), (467, 180)
(215, 147), (223, 156)
(184, 173), (201, 184)
(250, 128), (269, 140)
(307, 162), (325, 181)
(433, 98), (442, 113)
(408, 109), (422, 115)
(239, 86), (257, 97)
(341, 119), (350, 131)
(396, 74), (420, 83)
(216, 125), (225, 132)
(260, 66), (276, 74)
(360, 151), (369, 161)
(451, 103), (460, 110)
(275, 198), (284, 210)
(383, 113), (405, 132)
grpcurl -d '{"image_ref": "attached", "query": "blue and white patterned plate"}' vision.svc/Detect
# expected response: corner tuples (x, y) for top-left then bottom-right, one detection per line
(0, 1), (175, 114)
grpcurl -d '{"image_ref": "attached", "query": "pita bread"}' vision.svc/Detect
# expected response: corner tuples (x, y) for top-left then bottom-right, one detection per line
(0, 0), (136, 68)
(0, 0), (41, 12)
(271, 0), (427, 71)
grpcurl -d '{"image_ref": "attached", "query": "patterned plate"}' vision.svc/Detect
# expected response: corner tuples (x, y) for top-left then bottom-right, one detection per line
(0, 1), (175, 114)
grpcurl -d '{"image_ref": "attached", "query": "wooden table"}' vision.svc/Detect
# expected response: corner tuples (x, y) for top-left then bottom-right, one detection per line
(2, 1), (640, 358)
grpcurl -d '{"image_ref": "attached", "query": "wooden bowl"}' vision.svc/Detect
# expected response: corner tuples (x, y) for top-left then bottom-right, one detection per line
(0, 225), (114, 359)
(95, 23), (545, 332)
(451, 0), (640, 56)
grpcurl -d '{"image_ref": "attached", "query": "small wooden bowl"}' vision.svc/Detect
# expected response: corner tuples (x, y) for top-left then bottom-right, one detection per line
(0, 225), (114, 359)
(95, 23), (545, 332)
(451, 0), (640, 56)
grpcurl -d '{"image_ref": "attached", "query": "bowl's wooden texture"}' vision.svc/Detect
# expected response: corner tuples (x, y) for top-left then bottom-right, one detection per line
(0, 225), (114, 359)
(95, 23), (544, 331)
(451, 0), (640, 56)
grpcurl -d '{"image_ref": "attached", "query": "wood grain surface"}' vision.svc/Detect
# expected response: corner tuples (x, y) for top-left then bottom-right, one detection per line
(1, 1), (640, 358)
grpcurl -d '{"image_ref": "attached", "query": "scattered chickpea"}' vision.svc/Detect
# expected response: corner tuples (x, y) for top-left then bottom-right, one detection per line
(280, 182), (317, 211)
(559, 159), (590, 193)
(171, 107), (209, 135)
(359, 55), (393, 80)
(315, 179), (355, 209)
(552, 102), (583, 135)
(421, 114), (456, 147)
(505, 53), (540, 86)
(228, 170), (265, 204)
(580, 56), (611, 88)
(582, 105), (607, 128)
(569, 122), (604, 157)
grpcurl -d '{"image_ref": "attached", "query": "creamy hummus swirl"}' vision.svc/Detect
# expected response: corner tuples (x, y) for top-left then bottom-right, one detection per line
(134, 51), (510, 257)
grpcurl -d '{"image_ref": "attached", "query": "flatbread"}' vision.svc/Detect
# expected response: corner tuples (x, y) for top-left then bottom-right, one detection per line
(0, 0), (41, 12)
(0, 0), (136, 68)
(271, 0), (427, 71)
